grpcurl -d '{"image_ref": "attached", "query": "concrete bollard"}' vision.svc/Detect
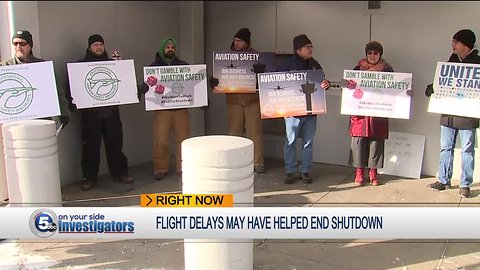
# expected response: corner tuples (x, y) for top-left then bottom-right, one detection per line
(2, 120), (62, 207)
(182, 135), (254, 270)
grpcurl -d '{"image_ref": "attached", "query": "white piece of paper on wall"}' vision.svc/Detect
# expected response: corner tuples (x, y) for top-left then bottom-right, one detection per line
(378, 131), (425, 179)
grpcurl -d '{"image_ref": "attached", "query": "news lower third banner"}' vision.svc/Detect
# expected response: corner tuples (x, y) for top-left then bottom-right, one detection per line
(3, 207), (480, 239)
(428, 61), (480, 118)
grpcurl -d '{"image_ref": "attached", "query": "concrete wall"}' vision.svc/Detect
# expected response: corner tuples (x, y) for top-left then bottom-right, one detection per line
(3, 1), (480, 183)
(204, 1), (480, 177)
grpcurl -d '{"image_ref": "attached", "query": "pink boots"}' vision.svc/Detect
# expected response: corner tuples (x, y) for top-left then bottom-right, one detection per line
(354, 168), (379, 186)
(354, 168), (364, 186)
(369, 168), (379, 186)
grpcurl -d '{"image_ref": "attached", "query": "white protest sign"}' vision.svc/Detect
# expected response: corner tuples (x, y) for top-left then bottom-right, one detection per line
(143, 64), (207, 110)
(378, 131), (425, 179)
(341, 70), (412, 119)
(0, 61), (60, 122)
(428, 61), (480, 118)
(67, 59), (138, 109)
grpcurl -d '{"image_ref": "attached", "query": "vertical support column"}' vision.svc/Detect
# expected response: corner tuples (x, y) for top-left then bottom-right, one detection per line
(182, 135), (254, 270)
(0, 125), (7, 202)
(3, 120), (62, 207)
(178, 1), (205, 137)
(6, 1), (42, 58)
(0, 1), (14, 60)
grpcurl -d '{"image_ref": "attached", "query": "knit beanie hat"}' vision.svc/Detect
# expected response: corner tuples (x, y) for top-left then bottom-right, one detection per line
(12, 30), (33, 48)
(365, 41), (383, 56)
(453, 29), (476, 49)
(293, 34), (312, 51)
(158, 37), (177, 64)
(234, 28), (251, 45)
(158, 37), (176, 56)
(88, 34), (105, 47)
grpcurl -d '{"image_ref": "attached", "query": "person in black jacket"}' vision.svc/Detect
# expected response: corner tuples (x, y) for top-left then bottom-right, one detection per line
(140, 37), (190, 180)
(66, 34), (134, 191)
(277, 34), (330, 184)
(426, 29), (480, 198)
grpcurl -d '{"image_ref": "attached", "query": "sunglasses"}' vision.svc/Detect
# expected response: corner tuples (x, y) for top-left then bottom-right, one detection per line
(367, 51), (379, 56)
(13, 41), (28, 47)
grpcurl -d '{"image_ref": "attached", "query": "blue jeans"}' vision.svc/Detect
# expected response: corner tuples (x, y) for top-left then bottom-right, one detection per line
(284, 115), (317, 174)
(438, 125), (476, 187)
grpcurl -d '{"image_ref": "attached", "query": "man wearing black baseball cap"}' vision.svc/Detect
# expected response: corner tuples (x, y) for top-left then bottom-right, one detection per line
(426, 29), (480, 198)
(0, 30), (70, 128)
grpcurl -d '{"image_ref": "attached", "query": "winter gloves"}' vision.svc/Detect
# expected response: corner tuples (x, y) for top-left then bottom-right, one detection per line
(425, 83), (434, 97)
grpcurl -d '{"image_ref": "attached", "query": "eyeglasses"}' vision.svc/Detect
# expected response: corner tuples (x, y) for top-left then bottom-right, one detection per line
(367, 51), (379, 56)
(13, 41), (28, 47)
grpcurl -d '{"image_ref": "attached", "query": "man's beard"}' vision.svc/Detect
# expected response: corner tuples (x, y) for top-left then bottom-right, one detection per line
(16, 51), (26, 59)
(165, 51), (174, 58)
(95, 49), (104, 55)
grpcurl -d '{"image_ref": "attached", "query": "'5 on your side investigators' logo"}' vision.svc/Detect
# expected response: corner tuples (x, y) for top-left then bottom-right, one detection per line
(29, 209), (57, 238)
(0, 72), (35, 115)
(84, 66), (120, 101)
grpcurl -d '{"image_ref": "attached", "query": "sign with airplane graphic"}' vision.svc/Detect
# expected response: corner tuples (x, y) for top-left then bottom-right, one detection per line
(0, 61), (60, 122)
(67, 59), (138, 109)
(212, 51), (275, 93)
(258, 69), (326, 119)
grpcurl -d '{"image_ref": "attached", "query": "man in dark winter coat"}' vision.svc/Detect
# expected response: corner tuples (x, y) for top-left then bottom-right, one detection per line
(277, 34), (331, 184)
(426, 29), (480, 198)
(0, 30), (70, 128)
(66, 34), (134, 191)
(140, 37), (190, 180)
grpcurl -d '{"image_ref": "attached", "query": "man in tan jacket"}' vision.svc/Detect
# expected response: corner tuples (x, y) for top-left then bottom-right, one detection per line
(140, 37), (190, 180)
(212, 28), (265, 174)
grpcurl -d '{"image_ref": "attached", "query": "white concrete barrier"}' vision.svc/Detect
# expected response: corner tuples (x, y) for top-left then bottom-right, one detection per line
(2, 120), (62, 207)
(182, 135), (254, 270)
